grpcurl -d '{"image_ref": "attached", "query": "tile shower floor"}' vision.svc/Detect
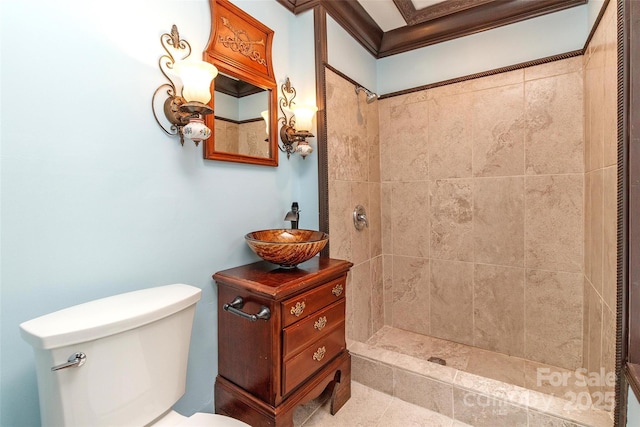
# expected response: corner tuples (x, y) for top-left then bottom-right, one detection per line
(365, 326), (594, 401)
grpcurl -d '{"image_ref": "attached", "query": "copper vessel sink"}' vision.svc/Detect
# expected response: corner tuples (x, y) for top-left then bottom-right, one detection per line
(245, 229), (329, 268)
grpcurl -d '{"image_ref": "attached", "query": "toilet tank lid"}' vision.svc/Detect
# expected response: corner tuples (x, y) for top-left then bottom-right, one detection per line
(20, 284), (202, 350)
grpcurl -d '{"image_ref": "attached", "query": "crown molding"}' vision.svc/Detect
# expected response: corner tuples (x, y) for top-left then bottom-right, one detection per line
(276, 0), (587, 58)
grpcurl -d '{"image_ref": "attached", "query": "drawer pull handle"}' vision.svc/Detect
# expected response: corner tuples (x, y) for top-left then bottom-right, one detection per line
(290, 301), (305, 317)
(332, 284), (344, 297)
(223, 296), (271, 322)
(314, 316), (327, 331)
(313, 346), (326, 362)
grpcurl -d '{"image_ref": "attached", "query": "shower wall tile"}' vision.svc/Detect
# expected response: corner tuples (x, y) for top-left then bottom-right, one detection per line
(430, 259), (474, 345)
(328, 56), (602, 372)
(369, 182), (382, 258)
(582, 0), (617, 390)
(586, 55), (605, 172)
(584, 172), (592, 282)
(525, 174), (584, 273)
(383, 255), (393, 326)
(350, 181), (370, 266)
(601, 304), (616, 397)
(589, 169), (604, 294)
(348, 134), (370, 183)
(368, 130), (381, 184)
(371, 255), (385, 334)
(603, 9), (618, 168)
(326, 71), (354, 181)
(430, 179), (474, 262)
(473, 264), (525, 357)
(524, 55), (583, 81)
(525, 269), (583, 370)
(473, 177), (524, 267)
(472, 84), (525, 177)
(428, 69), (523, 99)
(349, 261), (372, 342)
(583, 60), (592, 172)
(392, 256), (430, 335)
(586, 283), (603, 393)
(328, 180), (352, 261)
(381, 183), (392, 255)
(583, 277), (591, 370)
(602, 166), (617, 311)
(380, 101), (430, 182)
(391, 182), (430, 258)
(428, 93), (473, 179)
(525, 72), (584, 175)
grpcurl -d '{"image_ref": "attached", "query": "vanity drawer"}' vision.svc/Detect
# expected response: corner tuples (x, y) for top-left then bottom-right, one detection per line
(282, 325), (345, 396)
(282, 299), (345, 359)
(281, 276), (345, 327)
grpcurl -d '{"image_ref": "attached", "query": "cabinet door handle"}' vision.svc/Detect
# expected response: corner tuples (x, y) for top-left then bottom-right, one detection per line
(332, 284), (343, 297)
(313, 346), (326, 362)
(314, 316), (327, 331)
(290, 301), (305, 317)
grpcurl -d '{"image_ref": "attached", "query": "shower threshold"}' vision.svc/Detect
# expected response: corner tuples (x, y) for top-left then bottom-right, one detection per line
(349, 326), (613, 427)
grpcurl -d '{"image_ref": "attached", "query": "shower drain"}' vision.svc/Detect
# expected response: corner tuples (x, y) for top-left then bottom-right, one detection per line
(428, 356), (447, 366)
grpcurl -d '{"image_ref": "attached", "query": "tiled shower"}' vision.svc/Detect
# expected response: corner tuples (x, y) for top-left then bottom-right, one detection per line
(326, 0), (617, 420)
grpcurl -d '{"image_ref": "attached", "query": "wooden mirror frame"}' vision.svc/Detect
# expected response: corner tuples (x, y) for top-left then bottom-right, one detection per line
(204, 0), (278, 166)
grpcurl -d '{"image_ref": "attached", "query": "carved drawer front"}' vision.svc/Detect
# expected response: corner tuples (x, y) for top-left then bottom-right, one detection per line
(281, 276), (346, 327)
(282, 299), (345, 359)
(282, 325), (345, 396)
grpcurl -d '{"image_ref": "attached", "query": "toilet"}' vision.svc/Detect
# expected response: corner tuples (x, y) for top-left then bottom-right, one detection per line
(19, 284), (250, 427)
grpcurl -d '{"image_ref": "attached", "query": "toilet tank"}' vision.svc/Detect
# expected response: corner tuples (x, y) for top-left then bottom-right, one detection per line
(20, 284), (202, 427)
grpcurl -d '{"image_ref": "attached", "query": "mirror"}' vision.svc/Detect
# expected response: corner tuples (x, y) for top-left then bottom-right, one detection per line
(212, 74), (272, 160)
(204, 0), (278, 166)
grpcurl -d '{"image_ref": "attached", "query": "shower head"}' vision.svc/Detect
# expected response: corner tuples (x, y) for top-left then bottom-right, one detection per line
(355, 85), (379, 104)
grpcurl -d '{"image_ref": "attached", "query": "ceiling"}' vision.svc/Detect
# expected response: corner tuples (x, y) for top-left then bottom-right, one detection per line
(276, 0), (587, 58)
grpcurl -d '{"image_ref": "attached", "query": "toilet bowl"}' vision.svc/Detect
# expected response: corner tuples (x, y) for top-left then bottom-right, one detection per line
(19, 284), (250, 427)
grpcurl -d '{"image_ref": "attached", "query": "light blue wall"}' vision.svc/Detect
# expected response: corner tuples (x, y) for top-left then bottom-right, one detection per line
(0, 0), (316, 425)
(376, 4), (590, 94)
(327, 16), (378, 91)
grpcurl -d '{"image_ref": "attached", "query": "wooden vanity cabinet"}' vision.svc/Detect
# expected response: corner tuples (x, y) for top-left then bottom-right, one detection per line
(213, 257), (353, 427)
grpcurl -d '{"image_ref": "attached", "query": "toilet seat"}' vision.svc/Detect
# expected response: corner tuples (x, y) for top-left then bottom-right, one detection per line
(177, 413), (250, 426)
(153, 410), (251, 427)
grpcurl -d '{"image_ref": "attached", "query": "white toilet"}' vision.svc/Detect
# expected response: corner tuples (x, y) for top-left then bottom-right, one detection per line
(20, 284), (250, 427)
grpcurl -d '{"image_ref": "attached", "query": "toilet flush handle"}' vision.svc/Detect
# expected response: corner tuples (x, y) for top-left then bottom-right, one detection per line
(51, 352), (86, 371)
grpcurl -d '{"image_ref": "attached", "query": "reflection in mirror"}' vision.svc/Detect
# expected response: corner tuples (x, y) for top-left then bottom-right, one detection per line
(214, 74), (270, 158)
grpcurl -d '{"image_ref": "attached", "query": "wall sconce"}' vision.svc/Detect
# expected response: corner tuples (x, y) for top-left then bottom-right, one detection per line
(152, 25), (218, 146)
(278, 77), (317, 159)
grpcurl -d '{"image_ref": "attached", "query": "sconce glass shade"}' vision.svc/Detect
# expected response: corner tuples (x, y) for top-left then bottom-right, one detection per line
(292, 105), (318, 132)
(261, 110), (269, 136)
(173, 60), (218, 104)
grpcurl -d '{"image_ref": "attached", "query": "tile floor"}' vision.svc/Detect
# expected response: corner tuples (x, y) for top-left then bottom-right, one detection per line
(294, 381), (470, 427)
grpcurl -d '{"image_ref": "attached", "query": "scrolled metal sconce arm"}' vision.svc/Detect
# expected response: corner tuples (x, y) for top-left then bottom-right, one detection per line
(152, 25), (215, 146)
(278, 77), (316, 159)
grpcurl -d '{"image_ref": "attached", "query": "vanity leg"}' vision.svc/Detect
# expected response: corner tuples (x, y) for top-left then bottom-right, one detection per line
(329, 352), (351, 415)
